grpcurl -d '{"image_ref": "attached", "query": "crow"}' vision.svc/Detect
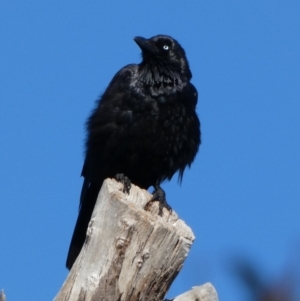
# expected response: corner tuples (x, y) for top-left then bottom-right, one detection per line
(66, 35), (201, 270)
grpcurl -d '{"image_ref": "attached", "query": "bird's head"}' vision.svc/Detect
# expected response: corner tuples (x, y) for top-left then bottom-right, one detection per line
(134, 35), (192, 80)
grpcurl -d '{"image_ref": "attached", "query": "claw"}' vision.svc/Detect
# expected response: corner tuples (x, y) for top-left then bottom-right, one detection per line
(115, 173), (131, 194)
(145, 185), (172, 216)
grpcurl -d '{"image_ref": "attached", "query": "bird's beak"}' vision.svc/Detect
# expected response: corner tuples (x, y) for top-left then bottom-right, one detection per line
(134, 36), (156, 54)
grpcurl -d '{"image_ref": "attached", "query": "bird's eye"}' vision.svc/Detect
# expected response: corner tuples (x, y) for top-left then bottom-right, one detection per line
(163, 45), (169, 50)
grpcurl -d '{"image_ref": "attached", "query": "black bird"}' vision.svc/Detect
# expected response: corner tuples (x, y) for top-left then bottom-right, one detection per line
(66, 35), (201, 270)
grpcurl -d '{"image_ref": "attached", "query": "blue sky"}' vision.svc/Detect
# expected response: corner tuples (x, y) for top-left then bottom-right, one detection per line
(1, 1), (299, 300)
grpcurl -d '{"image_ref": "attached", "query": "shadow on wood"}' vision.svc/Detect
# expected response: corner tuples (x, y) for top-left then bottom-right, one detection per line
(54, 178), (218, 301)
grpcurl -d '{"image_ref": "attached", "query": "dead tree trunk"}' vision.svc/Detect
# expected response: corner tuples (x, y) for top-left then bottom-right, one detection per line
(54, 179), (218, 301)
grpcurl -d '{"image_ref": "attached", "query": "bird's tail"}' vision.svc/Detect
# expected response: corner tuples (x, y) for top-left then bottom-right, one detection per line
(66, 180), (101, 270)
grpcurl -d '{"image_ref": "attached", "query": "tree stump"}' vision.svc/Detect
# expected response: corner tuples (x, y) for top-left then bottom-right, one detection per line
(54, 179), (218, 301)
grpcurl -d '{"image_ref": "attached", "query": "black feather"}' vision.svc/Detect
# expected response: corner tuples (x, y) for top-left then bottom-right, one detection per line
(66, 35), (201, 269)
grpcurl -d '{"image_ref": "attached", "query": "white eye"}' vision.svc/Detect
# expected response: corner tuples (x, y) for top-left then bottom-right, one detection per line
(163, 45), (169, 50)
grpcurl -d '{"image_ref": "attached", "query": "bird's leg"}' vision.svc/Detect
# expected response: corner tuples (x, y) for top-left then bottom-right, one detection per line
(115, 173), (131, 194)
(146, 184), (172, 216)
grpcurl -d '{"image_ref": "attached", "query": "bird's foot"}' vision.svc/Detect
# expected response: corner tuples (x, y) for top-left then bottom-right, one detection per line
(115, 173), (131, 194)
(145, 185), (172, 216)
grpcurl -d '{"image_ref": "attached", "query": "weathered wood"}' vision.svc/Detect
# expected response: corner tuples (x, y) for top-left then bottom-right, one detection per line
(171, 283), (218, 301)
(54, 178), (218, 301)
